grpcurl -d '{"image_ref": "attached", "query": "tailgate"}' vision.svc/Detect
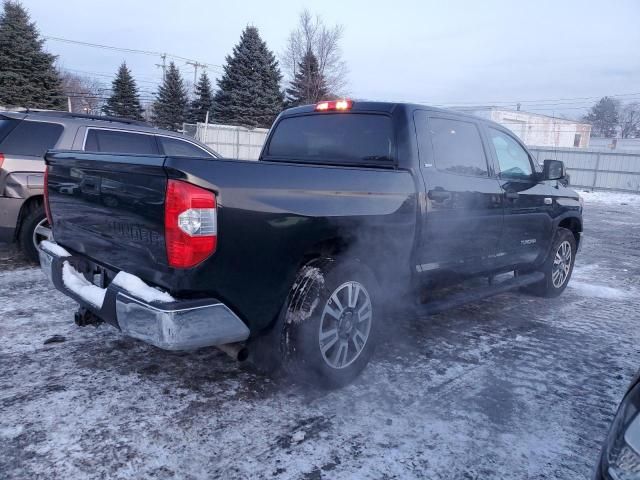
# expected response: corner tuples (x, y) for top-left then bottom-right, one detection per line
(46, 151), (168, 274)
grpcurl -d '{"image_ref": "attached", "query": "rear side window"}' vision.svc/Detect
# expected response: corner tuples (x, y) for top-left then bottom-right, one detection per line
(422, 116), (488, 177)
(0, 120), (63, 157)
(158, 136), (213, 157)
(266, 114), (394, 166)
(85, 129), (158, 155)
(0, 117), (19, 143)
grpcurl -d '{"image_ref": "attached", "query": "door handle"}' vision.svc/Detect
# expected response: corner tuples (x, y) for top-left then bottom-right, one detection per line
(428, 189), (452, 202)
(504, 191), (519, 200)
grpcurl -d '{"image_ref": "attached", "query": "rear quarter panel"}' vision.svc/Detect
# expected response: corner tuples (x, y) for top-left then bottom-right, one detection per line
(165, 157), (418, 333)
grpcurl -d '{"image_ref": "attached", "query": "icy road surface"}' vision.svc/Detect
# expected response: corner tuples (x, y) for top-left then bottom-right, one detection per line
(2, 191), (640, 479)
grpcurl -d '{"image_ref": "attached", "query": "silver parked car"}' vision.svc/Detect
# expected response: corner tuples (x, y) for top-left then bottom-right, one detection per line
(0, 110), (219, 261)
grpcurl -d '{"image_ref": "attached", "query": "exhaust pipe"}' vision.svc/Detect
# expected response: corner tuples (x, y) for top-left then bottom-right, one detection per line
(217, 342), (249, 362)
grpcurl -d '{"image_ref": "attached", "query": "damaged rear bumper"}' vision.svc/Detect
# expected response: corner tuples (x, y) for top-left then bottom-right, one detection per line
(38, 241), (249, 351)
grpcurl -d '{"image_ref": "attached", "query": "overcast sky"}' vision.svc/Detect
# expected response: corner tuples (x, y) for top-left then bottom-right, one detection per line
(23, 0), (640, 118)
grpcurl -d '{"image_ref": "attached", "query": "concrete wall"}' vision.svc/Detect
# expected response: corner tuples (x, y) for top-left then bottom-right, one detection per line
(456, 107), (592, 148)
(489, 110), (591, 148)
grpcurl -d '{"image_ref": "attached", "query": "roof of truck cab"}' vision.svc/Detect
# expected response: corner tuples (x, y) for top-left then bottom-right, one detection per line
(279, 101), (501, 126)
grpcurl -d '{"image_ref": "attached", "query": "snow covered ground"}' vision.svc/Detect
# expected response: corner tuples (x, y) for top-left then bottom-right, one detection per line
(2, 191), (640, 479)
(578, 189), (640, 206)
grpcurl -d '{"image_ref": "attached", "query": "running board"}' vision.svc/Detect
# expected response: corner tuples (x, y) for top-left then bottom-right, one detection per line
(422, 271), (545, 315)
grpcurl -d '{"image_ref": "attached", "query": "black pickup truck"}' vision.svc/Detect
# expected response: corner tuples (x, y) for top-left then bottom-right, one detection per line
(38, 100), (583, 388)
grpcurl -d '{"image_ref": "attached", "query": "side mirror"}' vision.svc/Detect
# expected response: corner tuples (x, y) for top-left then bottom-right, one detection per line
(543, 159), (566, 181)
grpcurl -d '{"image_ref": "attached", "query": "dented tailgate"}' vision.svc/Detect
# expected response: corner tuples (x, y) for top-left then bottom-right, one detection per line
(45, 151), (168, 275)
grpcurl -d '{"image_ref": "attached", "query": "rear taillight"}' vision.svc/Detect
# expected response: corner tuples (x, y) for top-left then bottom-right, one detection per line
(43, 166), (52, 225)
(0, 153), (4, 170)
(164, 179), (217, 268)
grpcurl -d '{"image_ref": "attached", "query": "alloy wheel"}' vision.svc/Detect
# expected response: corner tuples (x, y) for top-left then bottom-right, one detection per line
(32, 218), (52, 249)
(552, 240), (572, 288)
(318, 281), (373, 369)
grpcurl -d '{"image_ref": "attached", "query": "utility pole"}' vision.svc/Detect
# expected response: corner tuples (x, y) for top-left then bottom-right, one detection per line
(186, 61), (204, 93)
(155, 53), (167, 81)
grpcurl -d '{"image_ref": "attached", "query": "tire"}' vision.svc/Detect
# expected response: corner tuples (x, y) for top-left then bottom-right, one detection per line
(18, 205), (52, 263)
(279, 258), (380, 389)
(521, 227), (576, 298)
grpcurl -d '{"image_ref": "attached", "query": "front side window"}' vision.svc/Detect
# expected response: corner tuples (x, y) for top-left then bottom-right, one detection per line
(85, 129), (157, 155)
(266, 114), (394, 166)
(488, 128), (533, 179)
(158, 136), (213, 157)
(427, 117), (489, 177)
(0, 120), (63, 156)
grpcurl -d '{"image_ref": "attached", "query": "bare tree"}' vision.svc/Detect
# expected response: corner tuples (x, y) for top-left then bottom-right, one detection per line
(59, 70), (106, 114)
(281, 9), (348, 97)
(620, 102), (640, 139)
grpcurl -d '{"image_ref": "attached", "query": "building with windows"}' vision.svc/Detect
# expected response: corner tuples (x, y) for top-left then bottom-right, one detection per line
(455, 106), (592, 148)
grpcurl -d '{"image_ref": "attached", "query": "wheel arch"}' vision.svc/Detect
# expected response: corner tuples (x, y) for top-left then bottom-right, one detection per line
(295, 235), (391, 290)
(557, 215), (582, 248)
(15, 194), (44, 240)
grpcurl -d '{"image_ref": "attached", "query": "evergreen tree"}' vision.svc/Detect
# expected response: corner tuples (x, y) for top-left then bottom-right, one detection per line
(213, 26), (284, 128)
(584, 96), (620, 138)
(285, 49), (328, 107)
(0, 0), (65, 109)
(187, 71), (214, 123)
(152, 62), (189, 131)
(102, 62), (144, 120)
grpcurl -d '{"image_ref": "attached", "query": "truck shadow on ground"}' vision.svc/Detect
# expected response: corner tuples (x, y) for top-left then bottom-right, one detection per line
(68, 290), (551, 404)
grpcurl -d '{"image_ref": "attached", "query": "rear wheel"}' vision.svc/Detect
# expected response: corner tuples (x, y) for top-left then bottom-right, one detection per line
(18, 205), (52, 263)
(280, 259), (379, 389)
(520, 227), (576, 297)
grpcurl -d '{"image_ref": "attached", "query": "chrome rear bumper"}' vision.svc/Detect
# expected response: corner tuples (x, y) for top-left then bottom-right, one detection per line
(38, 241), (249, 351)
(115, 293), (250, 350)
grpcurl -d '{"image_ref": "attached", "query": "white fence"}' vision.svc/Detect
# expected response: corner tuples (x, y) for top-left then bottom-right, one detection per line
(529, 146), (640, 193)
(190, 123), (269, 160)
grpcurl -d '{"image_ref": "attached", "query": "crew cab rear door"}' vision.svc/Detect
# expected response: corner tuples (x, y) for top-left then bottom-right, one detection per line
(414, 111), (504, 275)
(483, 126), (553, 266)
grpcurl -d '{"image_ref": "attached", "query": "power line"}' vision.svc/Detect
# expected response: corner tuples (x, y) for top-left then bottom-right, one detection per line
(44, 35), (224, 73)
(427, 92), (640, 109)
(62, 67), (161, 85)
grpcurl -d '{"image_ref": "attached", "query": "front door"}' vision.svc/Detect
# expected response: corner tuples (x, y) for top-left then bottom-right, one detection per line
(484, 126), (553, 266)
(414, 112), (504, 276)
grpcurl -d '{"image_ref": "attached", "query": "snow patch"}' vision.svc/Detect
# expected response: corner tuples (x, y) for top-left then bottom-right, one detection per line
(291, 430), (306, 443)
(62, 261), (106, 308)
(40, 240), (71, 257)
(286, 266), (324, 324)
(579, 190), (640, 206)
(112, 271), (174, 303)
(569, 280), (630, 300)
(0, 425), (24, 439)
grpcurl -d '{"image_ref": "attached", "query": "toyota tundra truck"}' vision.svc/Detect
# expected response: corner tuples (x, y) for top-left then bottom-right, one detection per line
(38, 100), (583, 388)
